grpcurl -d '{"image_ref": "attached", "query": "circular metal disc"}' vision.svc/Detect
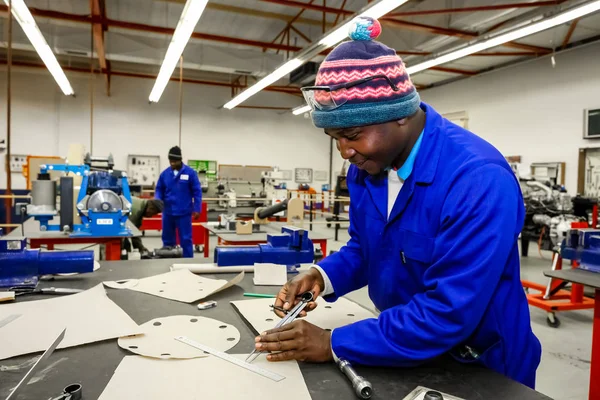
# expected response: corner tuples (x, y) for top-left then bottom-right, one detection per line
(87, 189), (122, 211)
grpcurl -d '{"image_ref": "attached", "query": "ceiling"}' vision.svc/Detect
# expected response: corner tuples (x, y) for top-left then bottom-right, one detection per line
(1, 0), (599, 105)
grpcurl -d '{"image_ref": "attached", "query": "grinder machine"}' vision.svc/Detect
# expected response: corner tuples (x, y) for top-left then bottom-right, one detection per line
(27, 154), (133, 237)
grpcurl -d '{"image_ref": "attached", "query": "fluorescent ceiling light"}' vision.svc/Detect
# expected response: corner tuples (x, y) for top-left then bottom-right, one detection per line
(3, 0), (74, 95)
(406, 0), (600, 75)
(149, 0), (208, 103)
(224, 0), (411, 110)
(224, 59), (303, 109)
(292, 104), (311, 116)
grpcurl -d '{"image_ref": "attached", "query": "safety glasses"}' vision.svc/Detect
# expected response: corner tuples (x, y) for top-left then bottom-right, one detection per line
(301, 74), (400, 111)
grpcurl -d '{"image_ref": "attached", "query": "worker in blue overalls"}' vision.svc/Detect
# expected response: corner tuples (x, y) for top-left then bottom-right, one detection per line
(155, 146), (202, 258)
(254, 17), (542, 388)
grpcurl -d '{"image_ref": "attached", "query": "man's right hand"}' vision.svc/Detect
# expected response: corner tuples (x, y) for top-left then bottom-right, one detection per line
(273, 268), (325, 318)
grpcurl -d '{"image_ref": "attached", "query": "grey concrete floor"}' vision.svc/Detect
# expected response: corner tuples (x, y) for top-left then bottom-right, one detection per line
(82, 219), (591, 400)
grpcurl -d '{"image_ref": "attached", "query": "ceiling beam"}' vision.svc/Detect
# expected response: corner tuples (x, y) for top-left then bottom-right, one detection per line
(0, 5), (303, 53)
(255, 0), (551, 54)
(561, 18), (580, 49)
(159, 0), (333, 28)
(0, 59), (302, 95)
(384, 18), (551, 54)
(388, 1), (561, 17)
(290, 25), (311, 43)
(90, 0), (110, 96)
(267, 0), (315, 52)
(429, 66), (477, 75)
(259, 0), (354, 16)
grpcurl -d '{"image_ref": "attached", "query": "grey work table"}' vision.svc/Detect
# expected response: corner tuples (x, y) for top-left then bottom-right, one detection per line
(544, 268), (599, 400)
(0, 258), (550, 400)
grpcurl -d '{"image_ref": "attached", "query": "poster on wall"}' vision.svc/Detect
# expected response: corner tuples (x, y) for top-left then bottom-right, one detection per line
(295, 168), (313, 183)
(314, 170), (328, 181)
(127, 155), (160, 186)
(584, 148), (600, 198)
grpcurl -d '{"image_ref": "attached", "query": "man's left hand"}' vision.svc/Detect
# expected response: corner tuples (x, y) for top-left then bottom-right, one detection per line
(254, 320), (333, 362)
(192, 212), (200, 219)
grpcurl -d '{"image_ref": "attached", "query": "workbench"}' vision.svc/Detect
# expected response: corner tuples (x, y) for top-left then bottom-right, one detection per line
(544, 268), (600, 400)
(0, 258), (550, 400)
(6, 217), (141, 261)
(200, 222), (331, 259)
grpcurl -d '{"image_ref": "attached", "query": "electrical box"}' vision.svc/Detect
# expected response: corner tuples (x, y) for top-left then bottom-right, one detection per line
(9, 155), (28, 173)
(127, 155), (160, 186)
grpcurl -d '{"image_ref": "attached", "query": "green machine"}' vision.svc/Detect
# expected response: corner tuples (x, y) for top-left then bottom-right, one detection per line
(188, 160), (217, 192)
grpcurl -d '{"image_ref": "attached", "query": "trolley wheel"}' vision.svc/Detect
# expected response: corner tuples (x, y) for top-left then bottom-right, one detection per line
(546, 312), (561, 328)
(194, 245), (204, 253)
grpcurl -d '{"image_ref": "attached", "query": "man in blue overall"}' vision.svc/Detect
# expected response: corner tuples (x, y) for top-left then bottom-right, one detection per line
(155, 146), (202, 258)
(254, 17), (541, 388)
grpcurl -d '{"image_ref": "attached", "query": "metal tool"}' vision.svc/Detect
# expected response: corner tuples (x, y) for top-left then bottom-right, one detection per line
(175, 336), (285, 382)
(245, 291), (314, 363)
(0, 314), (21, 329)
(14, 287), (84, 296)
(337, 358), (373, 399)
(214, 226), (314, 267)
(5, 328), (66, 400)
(50, 383), (83, 400)
(0, 236), (94, 290)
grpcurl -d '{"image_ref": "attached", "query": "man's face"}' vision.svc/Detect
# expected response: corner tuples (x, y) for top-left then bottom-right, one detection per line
(325, 121), (406, 176)
(169, 159), (183, 170)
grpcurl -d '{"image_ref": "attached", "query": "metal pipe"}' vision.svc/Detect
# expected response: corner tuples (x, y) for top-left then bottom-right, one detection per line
(89, 16), (94, 154)
(337, 358), (373, 399)
(328, 137), (333, 190)
(5, 0), (12, 227)
(178, 55), (183, 147)
(257, 200), (288, 219)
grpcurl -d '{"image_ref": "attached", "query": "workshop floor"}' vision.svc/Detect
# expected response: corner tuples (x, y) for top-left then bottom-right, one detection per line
(79, 221), (591, 400)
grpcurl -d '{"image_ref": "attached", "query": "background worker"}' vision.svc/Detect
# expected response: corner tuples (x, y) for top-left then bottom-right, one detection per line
(122, 197), (163, 255)
(155, 146), (202, 258)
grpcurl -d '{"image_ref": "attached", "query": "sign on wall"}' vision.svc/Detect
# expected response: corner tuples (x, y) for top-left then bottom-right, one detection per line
(295, 168), (313, 183)
(127, 155), (160, 186)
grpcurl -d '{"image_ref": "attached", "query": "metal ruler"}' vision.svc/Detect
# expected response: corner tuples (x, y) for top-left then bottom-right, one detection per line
(6, 328), (66, 400)
(175, 336), (286, 382)
(0, 314), (21, 329)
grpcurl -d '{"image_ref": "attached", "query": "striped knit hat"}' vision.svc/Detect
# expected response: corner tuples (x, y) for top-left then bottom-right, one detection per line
(311, 17), (420, 129)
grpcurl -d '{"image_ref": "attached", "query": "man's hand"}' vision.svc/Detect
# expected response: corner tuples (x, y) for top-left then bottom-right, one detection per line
(192, 212), (200, 219)
(274, 269), (325, 318)
(254, 320), (333, 363)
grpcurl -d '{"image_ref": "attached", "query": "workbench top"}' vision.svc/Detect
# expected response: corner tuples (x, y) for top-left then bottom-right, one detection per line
(202, 222), (332, 241)
(545, 268), (600, 289)
(0, 258), (550, 400)
(6, 216), (142, 239)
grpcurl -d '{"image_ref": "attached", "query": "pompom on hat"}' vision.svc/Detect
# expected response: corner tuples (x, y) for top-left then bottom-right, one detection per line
(310, 17), (420, 129)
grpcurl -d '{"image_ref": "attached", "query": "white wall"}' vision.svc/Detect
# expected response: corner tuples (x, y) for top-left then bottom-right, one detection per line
(0, 67), (331, 190)
(420, 42), (600, 194)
